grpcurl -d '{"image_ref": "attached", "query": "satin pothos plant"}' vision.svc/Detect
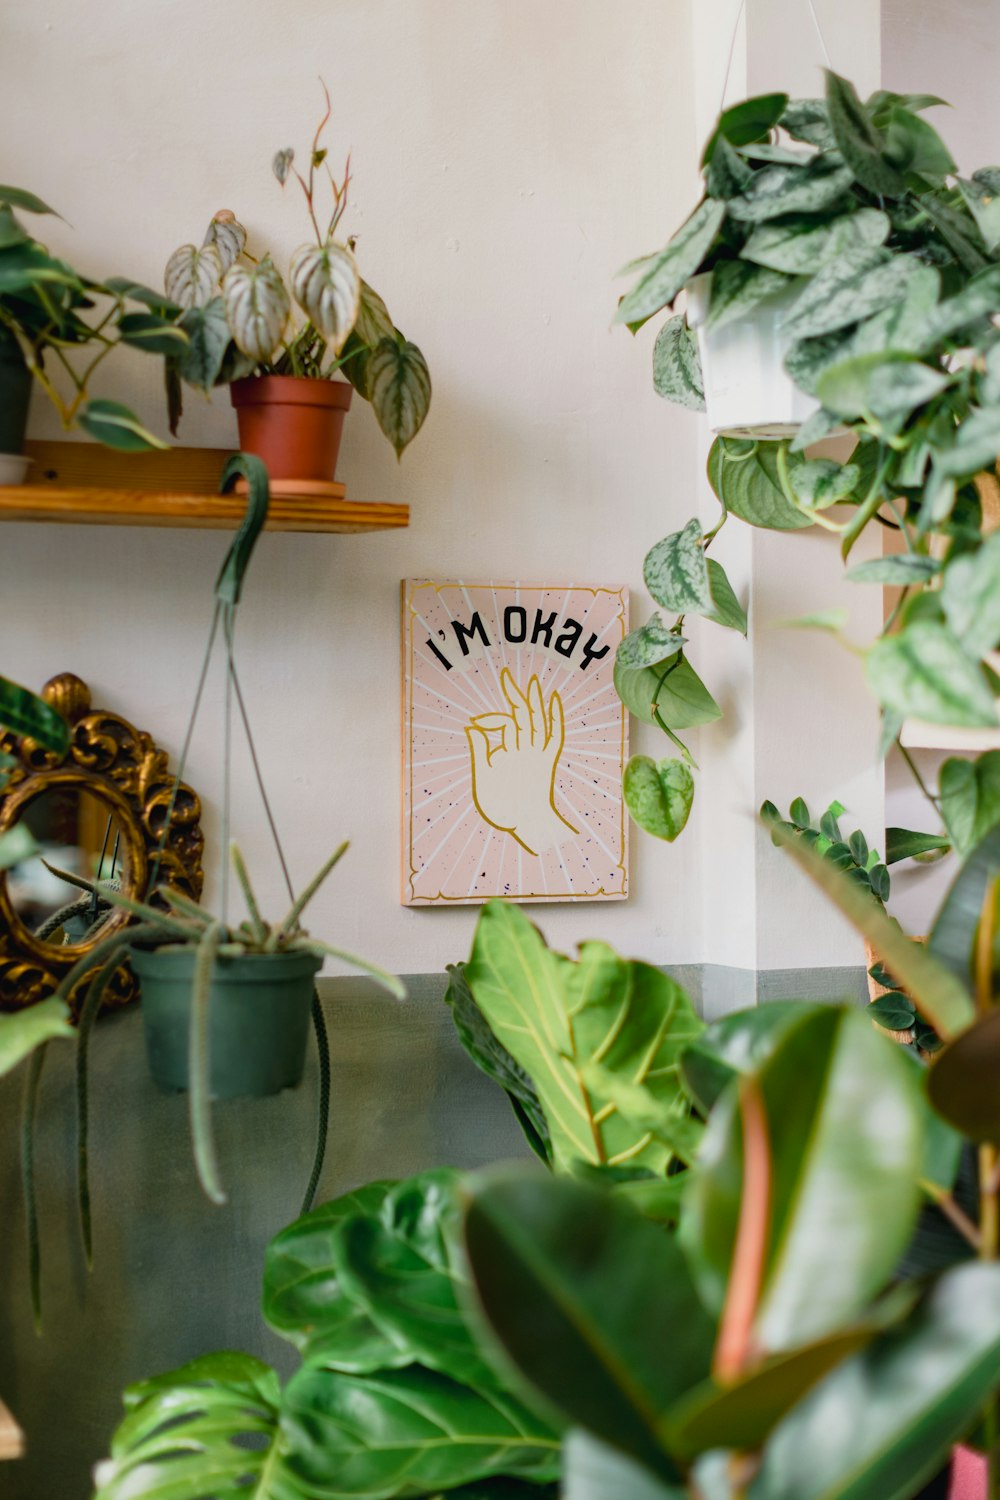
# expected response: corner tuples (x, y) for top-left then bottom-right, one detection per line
(164, 87), (431, 458)
(616, 70), (1000, 844)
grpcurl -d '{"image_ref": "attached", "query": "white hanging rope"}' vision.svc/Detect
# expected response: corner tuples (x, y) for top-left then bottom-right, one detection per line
(718, 0), (834, 119)
(804, 0), (834, 69)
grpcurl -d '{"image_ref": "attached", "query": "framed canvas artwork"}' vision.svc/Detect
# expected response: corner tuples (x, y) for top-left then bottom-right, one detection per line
(401, 580), (628, 905)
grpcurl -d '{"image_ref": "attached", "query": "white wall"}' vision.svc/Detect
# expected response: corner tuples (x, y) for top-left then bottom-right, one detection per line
(1, 0), (708, 975)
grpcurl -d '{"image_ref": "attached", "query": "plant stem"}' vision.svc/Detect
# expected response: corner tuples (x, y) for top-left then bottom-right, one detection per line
(896, 740), (941, 816)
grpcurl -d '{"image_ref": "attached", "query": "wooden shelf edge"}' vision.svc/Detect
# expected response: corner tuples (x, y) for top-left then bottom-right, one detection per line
(0, 485), (408, 534)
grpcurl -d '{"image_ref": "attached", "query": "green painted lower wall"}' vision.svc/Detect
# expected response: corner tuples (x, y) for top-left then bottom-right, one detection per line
(0, 966), (867, 1499)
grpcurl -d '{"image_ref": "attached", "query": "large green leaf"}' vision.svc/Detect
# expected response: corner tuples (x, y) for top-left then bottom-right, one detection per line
(368, 334), (432, 458)
(92, 1353), (288, 1500)
(726, 159), (854, 225)
(651, 315), (704, 410)
(702, 93), (788, 165)
(176, 297), (233, 391)
(223, 257), (290, 362)
(706, 261), (793, 332)
(289, 240), (360, 353)
(563, 1431), (683, 1500)
(643, 519), (711, 613)
(463, 1171), (715, 1481)
(616, 198), (726, 326)
(623, 756), (694, 842)
(0, 673), (70, 754)
(683, 1006), (924, 1352)
(742, 208), (889, 274)
(444, 964), (551, 1165)
(866, 621), (999, 728)
(614, 655), (722, 731)
(707, 440), (811, 531)
(941, 532), (1000, 660)
(816, 354), (951, 425)
(749, 1264), (1000, 1500)
(0, 997), (73, 1078)
(940, 751), (1000, 855)
(463, 904), (702, 1174)
(117, 310), (190, 357)
(279, 1364), (560, 1499)
(705, 559), (747, 633)
(781, 249), (923, 341)
(679, 1002), (816, 1115)
(78, 399), (167, 453)
(616, 615), (686, 672)
(825, 70), (906, 197)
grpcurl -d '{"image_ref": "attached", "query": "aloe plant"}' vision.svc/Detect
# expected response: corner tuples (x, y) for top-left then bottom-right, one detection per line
(165, 85), (431, 458)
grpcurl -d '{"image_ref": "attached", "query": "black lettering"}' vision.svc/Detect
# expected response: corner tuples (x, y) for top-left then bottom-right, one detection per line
(580, 633), (611, 671)
(554, 618), (583, 658)
(426, 638), (452, 671)
(530, 609), (557, 647)
(504, 606), (527, 643)
(451, 612), (491, 657)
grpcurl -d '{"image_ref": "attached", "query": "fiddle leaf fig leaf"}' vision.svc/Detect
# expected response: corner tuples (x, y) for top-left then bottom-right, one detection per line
(706, 261), (793, 332)
(652, 315), (704, 410)
(623, 756), (694, 842)
(643, 519), (711, 613)
(825, 69), (906, 196)
(866, 621), (999, 728)
(222, 257), (290, 363)
(203, 211), (247, 273)
(615, 198), (726, 327)
(367, 334), (432, 458)
(742, 207), (889, 274)
(164, 241), (223, 310)
(616, 615), (686, 671)
(289, 239), (360, 352)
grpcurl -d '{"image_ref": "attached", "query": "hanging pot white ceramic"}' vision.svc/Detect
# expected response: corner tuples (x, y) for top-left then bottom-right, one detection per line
(686, 272), (819, 440)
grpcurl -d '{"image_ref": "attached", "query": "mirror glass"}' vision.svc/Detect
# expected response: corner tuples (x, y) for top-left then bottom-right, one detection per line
(5, 787), (134, 949)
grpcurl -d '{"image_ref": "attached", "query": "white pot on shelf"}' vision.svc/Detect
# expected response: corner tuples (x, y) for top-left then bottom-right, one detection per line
(0, 452), (30, 486)
(686, 272), (818, 440)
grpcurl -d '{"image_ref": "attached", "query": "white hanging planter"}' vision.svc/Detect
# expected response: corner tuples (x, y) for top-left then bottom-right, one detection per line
(686, 272), (819, 440)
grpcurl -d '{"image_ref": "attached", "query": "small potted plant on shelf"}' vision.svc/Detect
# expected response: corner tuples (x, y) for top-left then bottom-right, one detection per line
(164, 87), (431, 483)
(0, 185), (187, 482)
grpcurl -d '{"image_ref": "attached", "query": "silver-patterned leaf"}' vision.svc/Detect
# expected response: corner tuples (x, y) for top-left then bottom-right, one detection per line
(354, 280), (394, 348)
(643, 518), (711, 614)
(222, 257), (290, 362)
(726, 158), (854, 224)
(706, 260), (794, 331)
(203, 211), (247, 273)
(615, 198), (727, 327)
(781, 249), (925, 341)
(742, 208), (889, 274)
(368, 335), (432, 458)
(289, 240), (360, 352)
(164, 242), (223, 310)
(272, 148), (295, 186)
(866, 622), (1000, 728)
(616, 615), (687, 671)
(652, 315), (704, 410)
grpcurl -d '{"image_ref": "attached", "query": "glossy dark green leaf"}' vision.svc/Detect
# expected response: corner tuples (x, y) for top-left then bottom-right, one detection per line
(616, 615), (686, 672)
(885, 826), (951, 864)
(0, 673), (70, 755)
(644, 518), (710, 613)
(866, 621), (999, 728)
(867, 993), (917, 1032)
(464, 904), (702, 1174)
(104, 278), (183, 318)
(464, 1171), (714, 1480)
(707, 439), (811, 531)
(444, 964), (551, 1165)
(885, 107), (955, 176)
(280, 1364), (561, 1499)
(92, 1352), (286, 1500)
(624, 756), (694, 843)
(742, 208), (888, 274)
(685, 1007), (923, 1354)
(563, 1430), (683, 1500)
(0, 240), (81, 294)
(749, 1264), (1000, 1500)
(702, 93), (788, 164)
(616, 199), (727, 326)
(0, 998), (73, 1078)
(679, 1001), (812, 1115)
(940, 752), (1000, 856)
(705, 559), (747, 633)
(651, 315), (704, 410)
(825, 70), (906, 196)
(614, 654), (722, 731)
(706, 260), (793, 332)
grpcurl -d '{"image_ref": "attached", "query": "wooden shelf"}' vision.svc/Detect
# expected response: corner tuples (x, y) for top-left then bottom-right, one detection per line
(0, 442), (408, 535)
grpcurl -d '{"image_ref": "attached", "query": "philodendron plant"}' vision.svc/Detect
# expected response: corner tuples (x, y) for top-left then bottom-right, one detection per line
(616, 71), (1000, 842)
(0, 185), (185, 449)
(164, 87), (431, 457)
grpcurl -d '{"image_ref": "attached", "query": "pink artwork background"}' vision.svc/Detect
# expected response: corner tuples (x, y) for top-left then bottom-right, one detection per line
(402, 581), (628, 905)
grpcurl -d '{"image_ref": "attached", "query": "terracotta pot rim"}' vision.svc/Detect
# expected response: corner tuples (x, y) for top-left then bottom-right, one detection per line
(230, 374), (353, 411)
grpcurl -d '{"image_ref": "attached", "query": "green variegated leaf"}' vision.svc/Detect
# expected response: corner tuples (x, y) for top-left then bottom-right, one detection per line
(651, 316), (704, 410)
(78, 399), (166, 452)
(941, 533), (1000, 660)
(825, 70), (906, 196)
(780, 99), (836, 149)
(464, 903), (702, 1174)
(615, 654), (722, 731)
(885, 107), (955, 177)
(789, 405), (846, 450)
(784, 329), (857, 397)
(957, 167), (1000, 251)
(707, 439), (811, 530)
(222, 257), (290, 362)
(939, 751), (1000, 855)
(816, 354), (951, 423)
(203, 211), (247, 273)
(935, 406), (1000, 479)
(176, 297), (232, 390)
(867, 621), (999, 728)
(616, 198), (726, 327)
(781, 249), (923, 340)
(742, 208), (889, 273)
(924, 265), (1000, 346)
(643, 519), (710, 613)
(706, 260), (793, 331)
(705, 558), (747, 632)
(850, 262), (943, 359)
(726, 158), (853, 224)
(289, 239), (360, 351)
(705, 136), (753, 200)
(847, 554), (940, 585)
(623, 756), (694, 842)
(164, 242), (223, 310)
(616, 615), (686, 671)
(787, 457), (860, 508)
(368, 335), (432, 458)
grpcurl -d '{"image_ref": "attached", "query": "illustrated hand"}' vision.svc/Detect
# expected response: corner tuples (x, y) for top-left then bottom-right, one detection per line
(465, 668), (580, 856)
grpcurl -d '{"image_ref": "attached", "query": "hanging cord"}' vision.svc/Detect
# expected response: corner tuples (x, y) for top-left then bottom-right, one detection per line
(221, 605), (233, 927)
(804, 0), (833, 68)
(718, 0), (833, 119)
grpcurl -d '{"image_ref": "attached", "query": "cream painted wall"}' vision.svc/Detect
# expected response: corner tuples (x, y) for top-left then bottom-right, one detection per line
(0, 0), (708, 976)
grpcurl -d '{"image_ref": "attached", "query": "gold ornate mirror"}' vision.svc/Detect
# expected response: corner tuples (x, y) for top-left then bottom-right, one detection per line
(0, 673), (204, 1012)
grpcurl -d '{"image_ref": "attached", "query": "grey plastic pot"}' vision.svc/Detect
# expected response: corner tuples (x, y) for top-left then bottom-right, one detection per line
(0, 326), (31, 460)
(132, 946), (322, 1099)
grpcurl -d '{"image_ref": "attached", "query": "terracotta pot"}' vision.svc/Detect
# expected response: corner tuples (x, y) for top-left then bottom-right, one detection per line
(230, 375), (352, 483)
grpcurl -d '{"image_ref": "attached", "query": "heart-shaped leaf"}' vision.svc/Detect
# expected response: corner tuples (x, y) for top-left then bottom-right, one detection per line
(623, 756), (694, 842)
(707, 440), (811, 532)
(616, 616), (687, 671)
(652, 315), (704, 410)
(616, 198), (726, 327)
(368, 334), (432, 457)
(644, 519), (710, 613)
(203, 211), (247, 272)
(939, 752), (1000, 856)
(78, 399), (166, 452)
(866, 621), (999, 728)
(289, 239), (360, 352)
(175, 297), (232, 391)
(614, 655), (721, 731)
(222, 257), (290, 362)
(164, 242), (223, 310)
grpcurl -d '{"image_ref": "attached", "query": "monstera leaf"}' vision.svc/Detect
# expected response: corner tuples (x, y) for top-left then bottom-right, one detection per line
(368, 334), (432, 457)
(464, 903), (702, 1173)
(222, 258), (290, 362)
(164, 242), (223, 310)
(289, 239), (360, 351)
